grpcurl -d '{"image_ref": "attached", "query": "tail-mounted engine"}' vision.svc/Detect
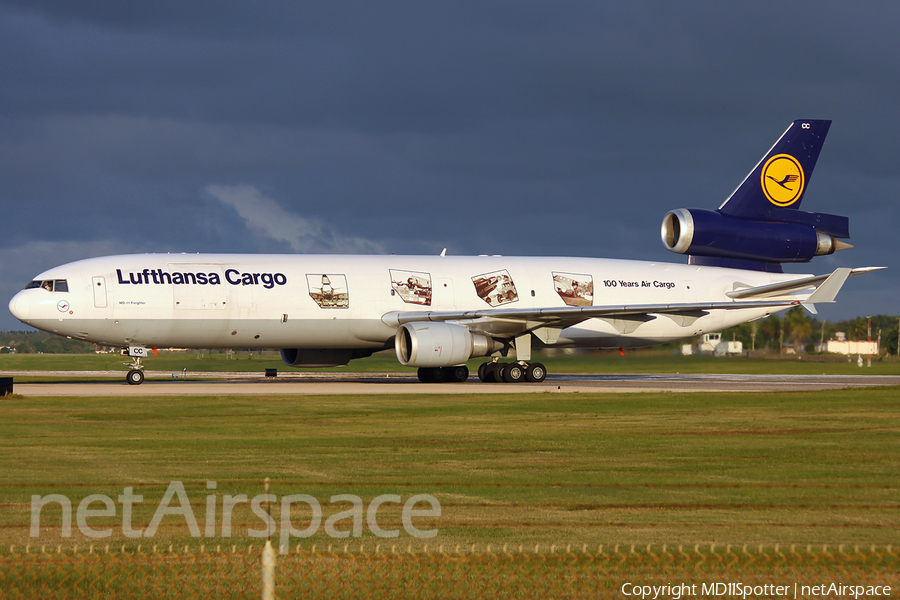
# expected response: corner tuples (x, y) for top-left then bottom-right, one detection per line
(661, 208), (851, 271)
(661, 120), (853, 272)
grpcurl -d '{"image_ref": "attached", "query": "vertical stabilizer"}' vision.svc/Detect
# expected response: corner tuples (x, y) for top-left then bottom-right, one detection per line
(719, 119), (831, 219)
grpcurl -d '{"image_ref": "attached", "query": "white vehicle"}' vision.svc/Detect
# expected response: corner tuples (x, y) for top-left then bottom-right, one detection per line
(8, 120), (880, 384)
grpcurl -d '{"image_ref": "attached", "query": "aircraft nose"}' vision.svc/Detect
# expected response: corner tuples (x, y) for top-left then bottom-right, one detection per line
(9, 291), (29, 322)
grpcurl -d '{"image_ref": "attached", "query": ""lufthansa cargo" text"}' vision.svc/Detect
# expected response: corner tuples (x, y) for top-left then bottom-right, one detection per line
(116, 269), (288, 289)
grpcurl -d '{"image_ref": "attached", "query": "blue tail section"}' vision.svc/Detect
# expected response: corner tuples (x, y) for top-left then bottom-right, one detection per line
(661, 120), (852, 273)
(720, 119), (831, 219)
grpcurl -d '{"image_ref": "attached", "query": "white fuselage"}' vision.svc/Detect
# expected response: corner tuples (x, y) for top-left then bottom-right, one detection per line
(9, 253), (798, 352)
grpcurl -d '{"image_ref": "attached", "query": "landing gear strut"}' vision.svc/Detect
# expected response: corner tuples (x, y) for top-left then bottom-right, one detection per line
(122, 346), (148, 385)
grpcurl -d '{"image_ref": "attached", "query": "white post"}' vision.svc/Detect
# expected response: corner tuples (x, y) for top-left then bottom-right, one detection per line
(867, 316), (872, 368)
(262, 540), (276, 600)
(261, 477), (276, 600)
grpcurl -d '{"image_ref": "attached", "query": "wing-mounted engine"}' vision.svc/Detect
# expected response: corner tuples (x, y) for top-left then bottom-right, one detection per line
(395, 322), (497, 367)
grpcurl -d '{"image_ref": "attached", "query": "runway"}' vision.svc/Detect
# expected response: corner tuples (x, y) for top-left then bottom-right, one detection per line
(5, 371), (900, 396)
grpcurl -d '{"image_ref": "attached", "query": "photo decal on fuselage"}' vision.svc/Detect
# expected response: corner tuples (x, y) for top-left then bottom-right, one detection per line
(552, 272), (594, 306)
(306, 274), (349, 309)
(472, 269), (518, 307)
(390, 270), (432, 306)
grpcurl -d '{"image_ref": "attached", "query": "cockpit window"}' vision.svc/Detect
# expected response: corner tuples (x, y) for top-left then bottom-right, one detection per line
(25, 279), (68, 292)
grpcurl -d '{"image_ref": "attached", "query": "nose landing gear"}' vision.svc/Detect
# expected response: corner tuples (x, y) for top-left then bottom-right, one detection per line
(122, 346), (149, 385)
(126, 368), (145, 385)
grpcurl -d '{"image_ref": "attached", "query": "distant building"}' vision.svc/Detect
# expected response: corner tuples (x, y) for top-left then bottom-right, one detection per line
(698, 333), (721, 354)
(817, 332), (879, 355)
(689, 333), (743, 356)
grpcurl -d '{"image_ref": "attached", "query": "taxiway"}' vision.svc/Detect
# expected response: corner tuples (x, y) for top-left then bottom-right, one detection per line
(5, 372), (899, 396)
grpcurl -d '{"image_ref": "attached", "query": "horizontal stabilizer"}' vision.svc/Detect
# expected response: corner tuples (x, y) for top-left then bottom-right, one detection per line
(727, 267), (882, 300)
(803, 267), (851, 304)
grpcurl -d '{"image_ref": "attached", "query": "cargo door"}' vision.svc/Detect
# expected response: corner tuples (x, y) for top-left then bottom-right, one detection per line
(92, 276), (108, 308)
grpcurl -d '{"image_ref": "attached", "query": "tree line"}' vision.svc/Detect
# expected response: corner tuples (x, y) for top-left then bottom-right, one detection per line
(720, 308), (899, 356)
(1, 330), (101, 354)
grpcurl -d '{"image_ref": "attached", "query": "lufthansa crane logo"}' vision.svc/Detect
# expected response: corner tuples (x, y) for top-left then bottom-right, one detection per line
(761, 153), (805, 206)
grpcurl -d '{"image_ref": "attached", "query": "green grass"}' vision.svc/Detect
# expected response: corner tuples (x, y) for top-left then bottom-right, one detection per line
(2, 387), (898, 549)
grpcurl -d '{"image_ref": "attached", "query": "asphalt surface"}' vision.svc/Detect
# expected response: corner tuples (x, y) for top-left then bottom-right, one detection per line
(4, 371), (899, 396)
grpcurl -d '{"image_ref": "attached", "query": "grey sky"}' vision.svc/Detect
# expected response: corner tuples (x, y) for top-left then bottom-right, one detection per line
(2, 1), (897, 330)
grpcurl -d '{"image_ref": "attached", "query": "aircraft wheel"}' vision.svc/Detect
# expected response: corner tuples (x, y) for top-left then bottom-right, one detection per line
(126, 369), (145, 386)
(478, 362), (488, 382)
(503, 363), (525, 383)
(448, 365), (469, 382)
(525, 362), (547, 383)
(416, 365), (454, 383)
(494, 364), (508, 383)
(481, 362), (500, 382)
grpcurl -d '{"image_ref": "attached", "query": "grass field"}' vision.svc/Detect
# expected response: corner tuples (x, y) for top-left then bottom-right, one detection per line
(2, 386), (898, 550)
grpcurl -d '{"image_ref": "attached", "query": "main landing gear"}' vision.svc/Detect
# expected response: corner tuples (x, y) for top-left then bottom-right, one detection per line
(478, 361), (547, 383)
(416, 362), (547, 383)
(417, 365), (469, 383)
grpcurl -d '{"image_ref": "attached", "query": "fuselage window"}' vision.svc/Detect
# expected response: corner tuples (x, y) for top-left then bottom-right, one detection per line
(25, 280), (68, 292)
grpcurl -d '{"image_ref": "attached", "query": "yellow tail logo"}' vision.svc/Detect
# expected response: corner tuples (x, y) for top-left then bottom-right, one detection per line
(761, 154), (805, 206)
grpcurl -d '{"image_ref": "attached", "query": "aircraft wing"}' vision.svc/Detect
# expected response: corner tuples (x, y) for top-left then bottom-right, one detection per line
(383, 299), (800, 337)
(383, 267), (879, 337)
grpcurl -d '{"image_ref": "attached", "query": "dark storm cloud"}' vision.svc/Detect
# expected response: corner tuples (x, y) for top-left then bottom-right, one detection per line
(1, 1), (899, 328)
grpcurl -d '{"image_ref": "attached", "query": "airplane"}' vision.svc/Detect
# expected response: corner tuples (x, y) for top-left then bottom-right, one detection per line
(8, 119), (882, 385)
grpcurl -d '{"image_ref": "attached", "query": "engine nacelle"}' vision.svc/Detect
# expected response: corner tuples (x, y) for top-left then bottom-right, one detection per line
(281, 348), (373, 367)
(395, 322), (493, 368)
(661, 208), (841, 264)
